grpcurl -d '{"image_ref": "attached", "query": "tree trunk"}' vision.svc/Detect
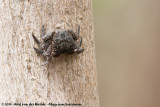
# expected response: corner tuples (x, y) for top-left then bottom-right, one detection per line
(0, 0), (99, 107)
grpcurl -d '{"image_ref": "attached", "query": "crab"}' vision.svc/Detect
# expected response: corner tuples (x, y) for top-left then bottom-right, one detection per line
(32, 25), (84, 65)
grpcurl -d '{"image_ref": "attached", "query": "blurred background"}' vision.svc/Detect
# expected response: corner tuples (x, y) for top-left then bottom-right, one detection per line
(93, 0), (160, 107)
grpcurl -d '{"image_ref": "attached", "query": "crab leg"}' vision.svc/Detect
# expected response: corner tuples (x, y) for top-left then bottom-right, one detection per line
(41, 25), (46, 37)
(76, 25), (80, 39)
(32, 33), (40, 45)
(42, 32), (55, 42)
(33, 47), (43, 54)
(78, 37), (82, 47)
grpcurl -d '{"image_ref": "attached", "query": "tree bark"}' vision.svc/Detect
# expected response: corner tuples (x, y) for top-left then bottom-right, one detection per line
(0, 0), (99, 107)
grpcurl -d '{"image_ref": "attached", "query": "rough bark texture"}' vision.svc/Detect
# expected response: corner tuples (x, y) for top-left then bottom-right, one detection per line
(0, 0), (99, 107)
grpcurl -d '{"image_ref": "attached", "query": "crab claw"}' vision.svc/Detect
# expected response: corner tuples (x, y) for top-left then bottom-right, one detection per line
(74, 48), (84, 54)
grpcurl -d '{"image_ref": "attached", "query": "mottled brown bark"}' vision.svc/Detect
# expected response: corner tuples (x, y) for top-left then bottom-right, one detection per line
(0, 0), (99, 107)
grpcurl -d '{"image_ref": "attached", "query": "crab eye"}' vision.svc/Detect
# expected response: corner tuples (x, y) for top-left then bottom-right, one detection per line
(67, 36), (72, 42)
(54, 38), (60, 43)
(68, 36), (72, 39)
(56, 46), (60, 49)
